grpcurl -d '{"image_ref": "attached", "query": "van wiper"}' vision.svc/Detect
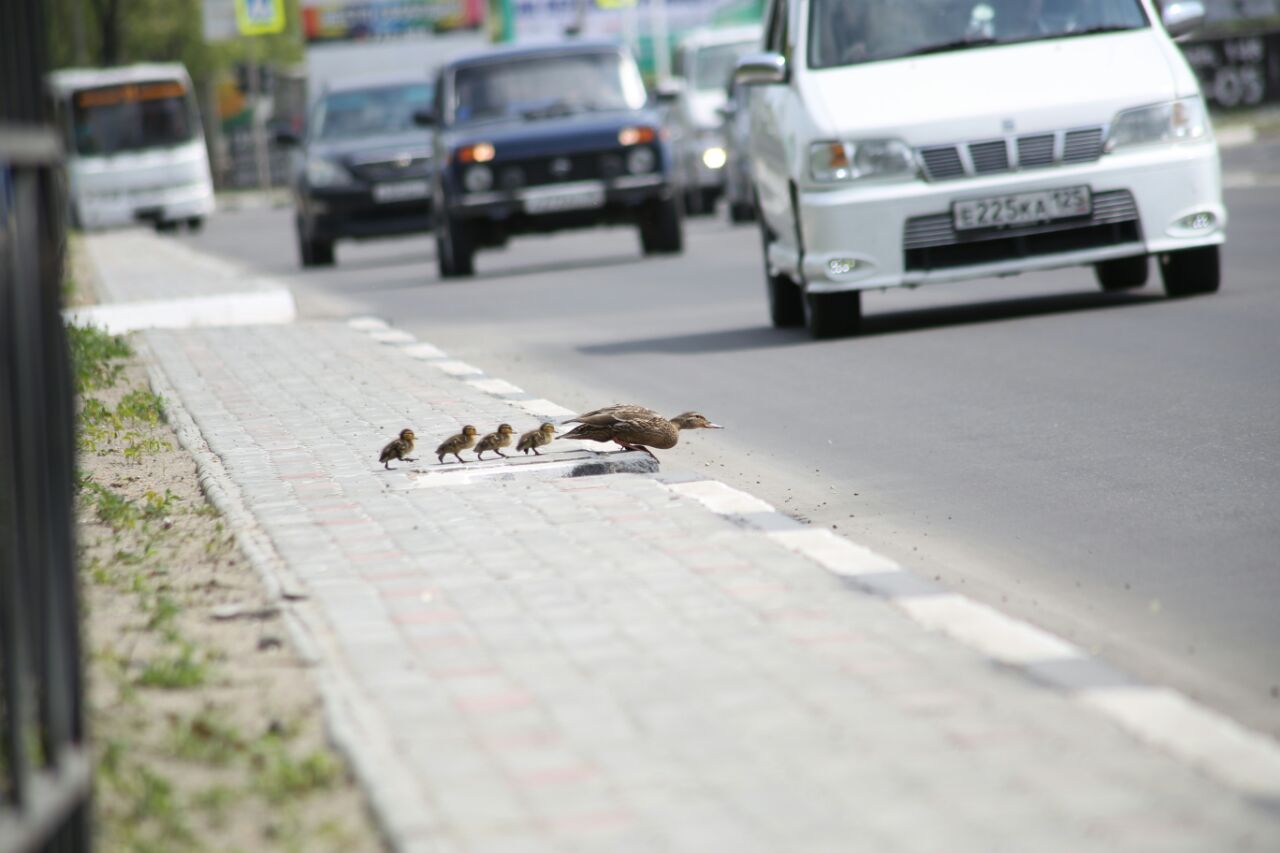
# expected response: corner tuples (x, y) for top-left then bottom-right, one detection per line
(1056, 24), (1142, 38)
(904, 36), (999, 57)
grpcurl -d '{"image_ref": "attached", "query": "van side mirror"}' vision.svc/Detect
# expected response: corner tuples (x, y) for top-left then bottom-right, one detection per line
(733, 53), (787, 87)
(1161, 1), (1206, 39)
(413, 109), (435, 127)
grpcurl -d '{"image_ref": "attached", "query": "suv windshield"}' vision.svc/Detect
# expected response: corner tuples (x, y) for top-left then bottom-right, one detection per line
(451, 51), (647, 124)
(809, 0), (1148, 69)
(70, 80), (196, 156)
(313, 83), (433, 141)
(692, 40), (758, 90)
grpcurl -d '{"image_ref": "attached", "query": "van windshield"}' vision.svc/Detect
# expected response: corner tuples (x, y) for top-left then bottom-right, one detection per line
(809, 0), (1148, 69)
(69, 80), (196, 156)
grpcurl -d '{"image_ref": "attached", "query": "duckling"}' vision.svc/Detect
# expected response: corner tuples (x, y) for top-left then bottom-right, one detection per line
(558, 406), (722, 459)
(379, 428), (417, 469)
(475, 423), (515, 460)
(435, 425), (479, 464)
(517, 422), (557, 456)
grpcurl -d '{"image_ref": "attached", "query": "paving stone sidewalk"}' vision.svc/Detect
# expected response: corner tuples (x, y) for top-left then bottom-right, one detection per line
(137, 320), (1280, 853)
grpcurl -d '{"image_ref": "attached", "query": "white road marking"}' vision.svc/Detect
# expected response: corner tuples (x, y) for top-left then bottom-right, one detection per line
(64, 289), (296, 334)
(347, 316), (389, 331)
(517, 399), (577, 418)
(896, 594), (1082, 664)
(1079, 686), (1280, 798)
(370, 329), (416, 344)
(401, 342), (447, 360)
(434, 360), (485, 377)
(1215, 125), (1258, 149)
(768, 528), (902, 576)
(664, 480), (776, 515)
(467, 377), (525, 396)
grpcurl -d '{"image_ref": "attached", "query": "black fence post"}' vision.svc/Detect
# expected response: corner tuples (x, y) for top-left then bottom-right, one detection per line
(0, 0), (93, 851)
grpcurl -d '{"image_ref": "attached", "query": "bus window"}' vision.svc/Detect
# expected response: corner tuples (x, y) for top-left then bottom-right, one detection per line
(70, 81), (196, 156)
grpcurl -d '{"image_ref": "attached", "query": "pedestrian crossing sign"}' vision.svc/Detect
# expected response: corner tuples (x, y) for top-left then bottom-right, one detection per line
(235, 0), (286, 35)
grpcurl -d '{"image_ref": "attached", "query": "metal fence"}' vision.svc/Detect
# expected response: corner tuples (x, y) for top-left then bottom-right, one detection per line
(0, 0), (93, 851)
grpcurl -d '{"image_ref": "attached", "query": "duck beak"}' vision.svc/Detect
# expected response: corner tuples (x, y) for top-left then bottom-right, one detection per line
(706, 423), (724, 429)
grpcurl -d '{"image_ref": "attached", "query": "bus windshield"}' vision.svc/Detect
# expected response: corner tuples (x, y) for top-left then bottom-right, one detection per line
(70, 80), (196, 156)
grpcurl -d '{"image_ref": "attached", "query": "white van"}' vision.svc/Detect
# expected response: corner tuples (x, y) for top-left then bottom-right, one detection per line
(737, 0), (1225, 337)
(48, 64), (215, 231)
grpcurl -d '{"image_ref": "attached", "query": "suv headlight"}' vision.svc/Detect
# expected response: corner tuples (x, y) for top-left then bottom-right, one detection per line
(1105, 98), (1210, 153)
(808, 139), (917, 183)
(305, 157), (353, 188)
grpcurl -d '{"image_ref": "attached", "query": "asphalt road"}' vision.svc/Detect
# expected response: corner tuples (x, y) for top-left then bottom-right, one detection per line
(184, 149), (1280, 736)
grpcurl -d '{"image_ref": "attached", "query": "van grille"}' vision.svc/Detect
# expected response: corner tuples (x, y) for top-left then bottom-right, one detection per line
(917, 126), (1106, 181)
(903, 190), (1141, 271)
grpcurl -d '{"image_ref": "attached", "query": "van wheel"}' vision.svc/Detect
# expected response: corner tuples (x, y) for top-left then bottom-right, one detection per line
(155, 220), (178, 234)
(804, 290), (862, 339)
(729, 201), (755, 224)
(640, 198), (684, 255)
(1160, 246), (1220, 297)
(186, 217), (204, 233)
(436, 213), (475, 278)
(1095, 255), (1148, 291)
(760, 223), (803, 327)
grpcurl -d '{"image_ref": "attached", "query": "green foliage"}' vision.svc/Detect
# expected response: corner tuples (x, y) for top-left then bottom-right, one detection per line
(252, 744), (340, 804)
(137, 642), (208, 689)
(66, 323), (130, 393)
(170, 710), (245, 766)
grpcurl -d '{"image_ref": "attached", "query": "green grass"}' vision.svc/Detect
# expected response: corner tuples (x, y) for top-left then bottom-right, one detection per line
(170, 709), (245, 766)
(137, 642), (208, 689)
(66, 323), (130, 393)
(252, 744), (340, 804)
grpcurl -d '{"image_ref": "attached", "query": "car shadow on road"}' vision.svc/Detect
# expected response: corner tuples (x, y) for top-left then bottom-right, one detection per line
(466, 252), (648, 283)
(579, 290), (1164, 355)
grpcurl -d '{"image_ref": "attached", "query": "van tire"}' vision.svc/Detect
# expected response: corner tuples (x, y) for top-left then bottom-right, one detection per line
(1160, 246), (1220, 297)
(804, 290), (862, 339)
(729, 201), (755, 224)
(1095, 255), (1148, 291)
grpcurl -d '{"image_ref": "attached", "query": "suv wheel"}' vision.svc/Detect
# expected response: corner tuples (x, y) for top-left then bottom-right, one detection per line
(1160, 246), (1220, 297)
(729, 200), (755, 224)
(296, 218), (334, 267)
(804, 290), (862, 339)
(1095, 255), (1149, 291)
(640, 197), (684, 255)
(436, 213), (475, 278)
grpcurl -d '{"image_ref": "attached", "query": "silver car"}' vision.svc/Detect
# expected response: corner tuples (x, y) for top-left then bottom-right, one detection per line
(668, 25), (762, 216)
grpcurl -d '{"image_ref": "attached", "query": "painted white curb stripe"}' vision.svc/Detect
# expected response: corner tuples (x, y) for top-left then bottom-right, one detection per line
(64, 289), (296, 334)
(401, 342), (447, 360)
(768, 528), (902, 577)
(1079, 686), (1280, 798)
(347, 316), (390, 331)
(517, 398), (577, 418)
(897, 594), (1082, 665)
(370, 329), (416, 344)
(1215, 125), (1258, 149)
(434, 359), (484, 377)
(467, 377), (524, 396)
(666, 479), (776, 515)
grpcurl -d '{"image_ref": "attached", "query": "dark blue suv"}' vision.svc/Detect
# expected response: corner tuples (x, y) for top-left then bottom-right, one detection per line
(425, 41), (683, 278)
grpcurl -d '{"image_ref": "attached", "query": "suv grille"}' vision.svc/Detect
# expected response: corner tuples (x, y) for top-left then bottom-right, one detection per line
(903, 190), (1140, 271)
(348, 152), (433, 183)
(917, 126), (1106, 181)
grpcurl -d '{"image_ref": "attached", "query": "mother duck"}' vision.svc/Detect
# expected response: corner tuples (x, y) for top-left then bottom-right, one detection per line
(557, 405), (722, 458)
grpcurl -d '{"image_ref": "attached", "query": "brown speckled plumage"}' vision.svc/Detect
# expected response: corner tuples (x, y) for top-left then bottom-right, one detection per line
(475, 424), (515, 460)
(435, 425), (479, 464)
(379, 428), (416, 469)
(558, 406), (722, 458)
(517, 422), (556, 455)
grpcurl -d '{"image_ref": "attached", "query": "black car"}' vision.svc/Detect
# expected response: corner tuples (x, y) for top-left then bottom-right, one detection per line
(424, 41), (683, 278)
(278, 76), (434, 267)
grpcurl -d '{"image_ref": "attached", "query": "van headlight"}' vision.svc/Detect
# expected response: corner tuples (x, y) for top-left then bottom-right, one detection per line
(1104, 98), (1210, 153)
(809, 140), (917, 183)
(305, 157), (353, 188)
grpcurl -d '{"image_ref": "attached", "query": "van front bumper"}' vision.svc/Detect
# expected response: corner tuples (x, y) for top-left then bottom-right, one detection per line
(787, 140), (1225, 293)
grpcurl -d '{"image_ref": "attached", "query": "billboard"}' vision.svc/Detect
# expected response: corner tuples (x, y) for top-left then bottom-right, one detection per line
(301, 0), (485, 42)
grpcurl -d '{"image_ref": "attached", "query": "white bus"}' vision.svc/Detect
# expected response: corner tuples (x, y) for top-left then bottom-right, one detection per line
(47, 63), (215, 231)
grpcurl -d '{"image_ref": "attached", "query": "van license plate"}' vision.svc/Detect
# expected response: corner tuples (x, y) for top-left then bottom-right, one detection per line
(373, 180), (430, 203)
(953, 186), (1091, 231)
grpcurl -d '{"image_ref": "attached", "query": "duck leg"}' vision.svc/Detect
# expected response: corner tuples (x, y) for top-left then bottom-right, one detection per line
(453, 453), (467, 464)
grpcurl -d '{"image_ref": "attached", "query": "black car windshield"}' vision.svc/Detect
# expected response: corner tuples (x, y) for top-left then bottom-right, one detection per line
(312, 83), (433, 140)
(451, 51), (646, 124)
(809, 0), (1148, 69)
(69, 80), (196, 156)
(692, 40), (758, 90)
